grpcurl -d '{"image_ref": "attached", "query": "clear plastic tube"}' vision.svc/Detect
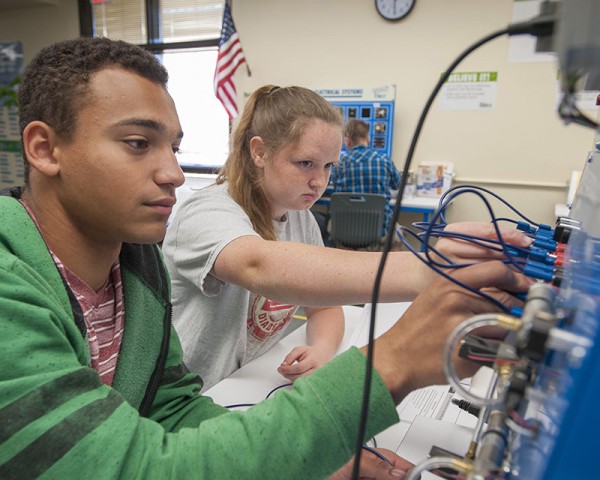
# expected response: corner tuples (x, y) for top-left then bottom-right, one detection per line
(405, 456), (471, 480)
(471, 374), (499, 447)
(443, 313), (507, 408)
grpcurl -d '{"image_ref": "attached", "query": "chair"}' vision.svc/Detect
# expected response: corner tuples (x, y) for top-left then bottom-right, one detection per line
(328, 193), (386, 250)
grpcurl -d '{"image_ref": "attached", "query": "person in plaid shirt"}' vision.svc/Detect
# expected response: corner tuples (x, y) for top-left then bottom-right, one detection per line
(332, 119), (401, 237)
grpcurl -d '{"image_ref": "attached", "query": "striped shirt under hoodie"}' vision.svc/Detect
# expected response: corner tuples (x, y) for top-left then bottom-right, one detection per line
(20, 201), (125, 386)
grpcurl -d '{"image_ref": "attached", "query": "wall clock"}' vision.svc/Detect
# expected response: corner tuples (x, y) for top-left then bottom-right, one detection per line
(375, 0), (416, 22)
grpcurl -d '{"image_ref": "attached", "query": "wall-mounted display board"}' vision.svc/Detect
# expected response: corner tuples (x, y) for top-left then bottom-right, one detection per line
(0, 106), (23, 189)
(0, 41), (24, 189)
(314, 85), (396, 160)
(0, 41), (23, 87)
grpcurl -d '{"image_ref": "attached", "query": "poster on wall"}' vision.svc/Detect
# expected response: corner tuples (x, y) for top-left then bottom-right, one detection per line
(313, 85), (396, 161)
(0, 41), (24, 189)
(438, 71), (498, 111)
(0, 41), (24, 86)
(0, 106), (23, 189)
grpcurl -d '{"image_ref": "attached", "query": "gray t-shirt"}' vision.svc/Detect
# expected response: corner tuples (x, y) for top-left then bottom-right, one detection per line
(162, 182), (324, 391)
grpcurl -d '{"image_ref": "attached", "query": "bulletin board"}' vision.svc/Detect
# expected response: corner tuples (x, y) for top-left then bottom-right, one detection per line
(314, 85), (396, 160)
(0, 41), (24, 189)
(0, 106), (23, 189)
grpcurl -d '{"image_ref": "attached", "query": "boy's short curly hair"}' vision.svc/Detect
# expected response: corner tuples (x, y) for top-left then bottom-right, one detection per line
(18, 37), (169, 181)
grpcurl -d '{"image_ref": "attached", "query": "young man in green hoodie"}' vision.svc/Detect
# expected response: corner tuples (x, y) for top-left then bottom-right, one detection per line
(0, 37), (527, 479)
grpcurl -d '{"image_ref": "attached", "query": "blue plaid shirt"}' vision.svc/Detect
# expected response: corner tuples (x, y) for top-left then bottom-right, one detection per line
(331, 145), (401, 236)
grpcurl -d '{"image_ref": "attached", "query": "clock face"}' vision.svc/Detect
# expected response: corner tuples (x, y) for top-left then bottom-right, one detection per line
(375, 0), (416, 21)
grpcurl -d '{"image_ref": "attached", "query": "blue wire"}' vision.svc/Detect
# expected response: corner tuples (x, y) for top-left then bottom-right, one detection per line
(493, 217), (520, 226)
(361, 445), (394, 467)
(411, 221), (447, 232)
(420, 189), (524, 272)
(397, 227), (463, 267)
(436, 184), (540, 227)
(395, 226), (512, 313)
(399, 226), (504, 269)
(392, 183), (552, 313)
(419, 230), (530, 271)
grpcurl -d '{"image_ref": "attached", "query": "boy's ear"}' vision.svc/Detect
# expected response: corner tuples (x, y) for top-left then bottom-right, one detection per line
(22, 121), (60, 177)
(249, 136), (266, 168)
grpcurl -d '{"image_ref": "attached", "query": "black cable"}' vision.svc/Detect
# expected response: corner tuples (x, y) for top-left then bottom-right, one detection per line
(265, 382), (292, 399)
(452, 398), (482, 417)
(224, 382), (292, 409)
(350, 11), (556, 477)
(350, 25), (510, 478)
(224, 403), (255, 409)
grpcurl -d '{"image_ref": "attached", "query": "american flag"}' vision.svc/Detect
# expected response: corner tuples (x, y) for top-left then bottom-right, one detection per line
(214, 0), (248, 119)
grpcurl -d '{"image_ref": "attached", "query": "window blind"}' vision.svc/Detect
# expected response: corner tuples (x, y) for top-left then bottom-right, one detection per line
(91, 0), (224, 44)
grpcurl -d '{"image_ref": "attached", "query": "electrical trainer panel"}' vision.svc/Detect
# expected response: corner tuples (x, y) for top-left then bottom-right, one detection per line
(394, 2), (600, 478)
(462, 150), (600, 480)
(394, 143), (600, 480)
(314, 85), (396, 161)
(513, 149), (600, 479)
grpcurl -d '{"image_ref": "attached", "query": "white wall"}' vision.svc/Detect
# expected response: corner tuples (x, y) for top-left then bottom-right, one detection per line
(231, 0), (595, 226)
(1, 0), (595, 226)
(0, 0), (79, 64)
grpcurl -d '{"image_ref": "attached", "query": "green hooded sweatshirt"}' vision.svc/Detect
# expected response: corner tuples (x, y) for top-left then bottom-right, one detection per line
(0, 190), (398, 479)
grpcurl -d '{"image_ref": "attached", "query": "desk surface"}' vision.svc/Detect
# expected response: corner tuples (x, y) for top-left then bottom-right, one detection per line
(316, 193), (441, 212)
(204, 305), (368, 406)
(204, 302), (483, 473)
(204, 303), (415, 405)
(394, 195), (441, 209)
